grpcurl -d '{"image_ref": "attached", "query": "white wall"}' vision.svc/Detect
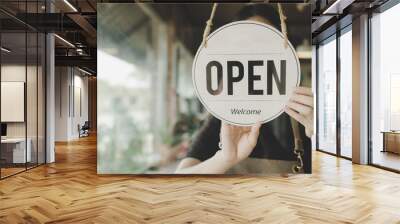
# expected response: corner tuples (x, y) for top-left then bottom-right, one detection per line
(55, 67), (89, 141)
(55, 67), (69, 141)
(72, 73), (89, 138)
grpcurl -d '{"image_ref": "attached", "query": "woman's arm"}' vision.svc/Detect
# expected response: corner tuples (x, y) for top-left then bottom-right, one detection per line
(175, 122), (261, 174)
(175, 151), (235, 174)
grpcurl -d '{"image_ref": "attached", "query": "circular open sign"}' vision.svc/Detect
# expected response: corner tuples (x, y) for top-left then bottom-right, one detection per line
(192, 21), (300, 126)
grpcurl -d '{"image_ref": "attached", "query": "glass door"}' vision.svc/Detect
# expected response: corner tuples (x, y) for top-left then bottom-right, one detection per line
(316, 23), (353, 159)
(317, 35), (337, 154)
(370, 2), (400, 172)
(1, 30), (28, 178)
(0, 1), (47, 179)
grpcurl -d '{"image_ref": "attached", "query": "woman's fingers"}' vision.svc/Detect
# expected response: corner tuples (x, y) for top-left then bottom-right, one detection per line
(291, 87), (314, 108)
(287, 100), (312, 115)
(284, 106), (305, 125)
(290, 93), (313, 107)
(220, 122), (233, 140)
(221, 122), (246, 141)
(220, 122), (228, 134)
(286, 87), (314, 138)
(250, 122), (261, 138)
(222, 122), (260, 135)
(293, 86), (313, 96)
(244, 122), (261, 148)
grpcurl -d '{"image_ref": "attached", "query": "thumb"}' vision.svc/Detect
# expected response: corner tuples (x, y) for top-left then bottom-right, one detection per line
(248, 122), (261, 144)
(220, 122), (231, 137)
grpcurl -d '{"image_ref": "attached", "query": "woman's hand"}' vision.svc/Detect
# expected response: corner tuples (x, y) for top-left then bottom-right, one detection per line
(175, 121), (261, 174)
(218, 122), (261, 166)
(284, 87), (314, 138)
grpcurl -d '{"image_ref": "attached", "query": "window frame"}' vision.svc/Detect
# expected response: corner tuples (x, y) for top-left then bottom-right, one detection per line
(315, 23), (353, 160)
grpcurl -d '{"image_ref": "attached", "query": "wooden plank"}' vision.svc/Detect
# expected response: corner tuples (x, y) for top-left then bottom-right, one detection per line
(0, 135), (399, 223)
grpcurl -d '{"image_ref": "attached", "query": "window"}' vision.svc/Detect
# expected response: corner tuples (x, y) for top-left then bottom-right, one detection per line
(370, 3), (400, 171)
(317, 35), (337, 154)
(339, 27), (352, 158)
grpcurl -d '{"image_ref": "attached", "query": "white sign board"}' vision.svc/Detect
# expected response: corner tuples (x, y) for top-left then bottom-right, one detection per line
(1, 82), (25, 122)
(192, 21), (300, 126)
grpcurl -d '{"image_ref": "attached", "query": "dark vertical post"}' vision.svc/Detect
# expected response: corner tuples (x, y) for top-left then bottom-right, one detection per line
(367, 11), (372, 165)
(36, 0), (39, 167)
(336, 30), (341, 157)
(44, 0), (47, 164)
(25, 0), (28, 171)
(316, 44), (319, 151)
(73, 68), (75, 118)
(0, 20), (2, 179)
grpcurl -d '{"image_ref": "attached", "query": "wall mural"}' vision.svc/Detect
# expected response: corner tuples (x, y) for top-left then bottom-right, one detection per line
(97, 3), (312, 174)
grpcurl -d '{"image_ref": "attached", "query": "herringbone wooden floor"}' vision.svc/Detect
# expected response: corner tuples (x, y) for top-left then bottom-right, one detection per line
(1, 135), (400, 224)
